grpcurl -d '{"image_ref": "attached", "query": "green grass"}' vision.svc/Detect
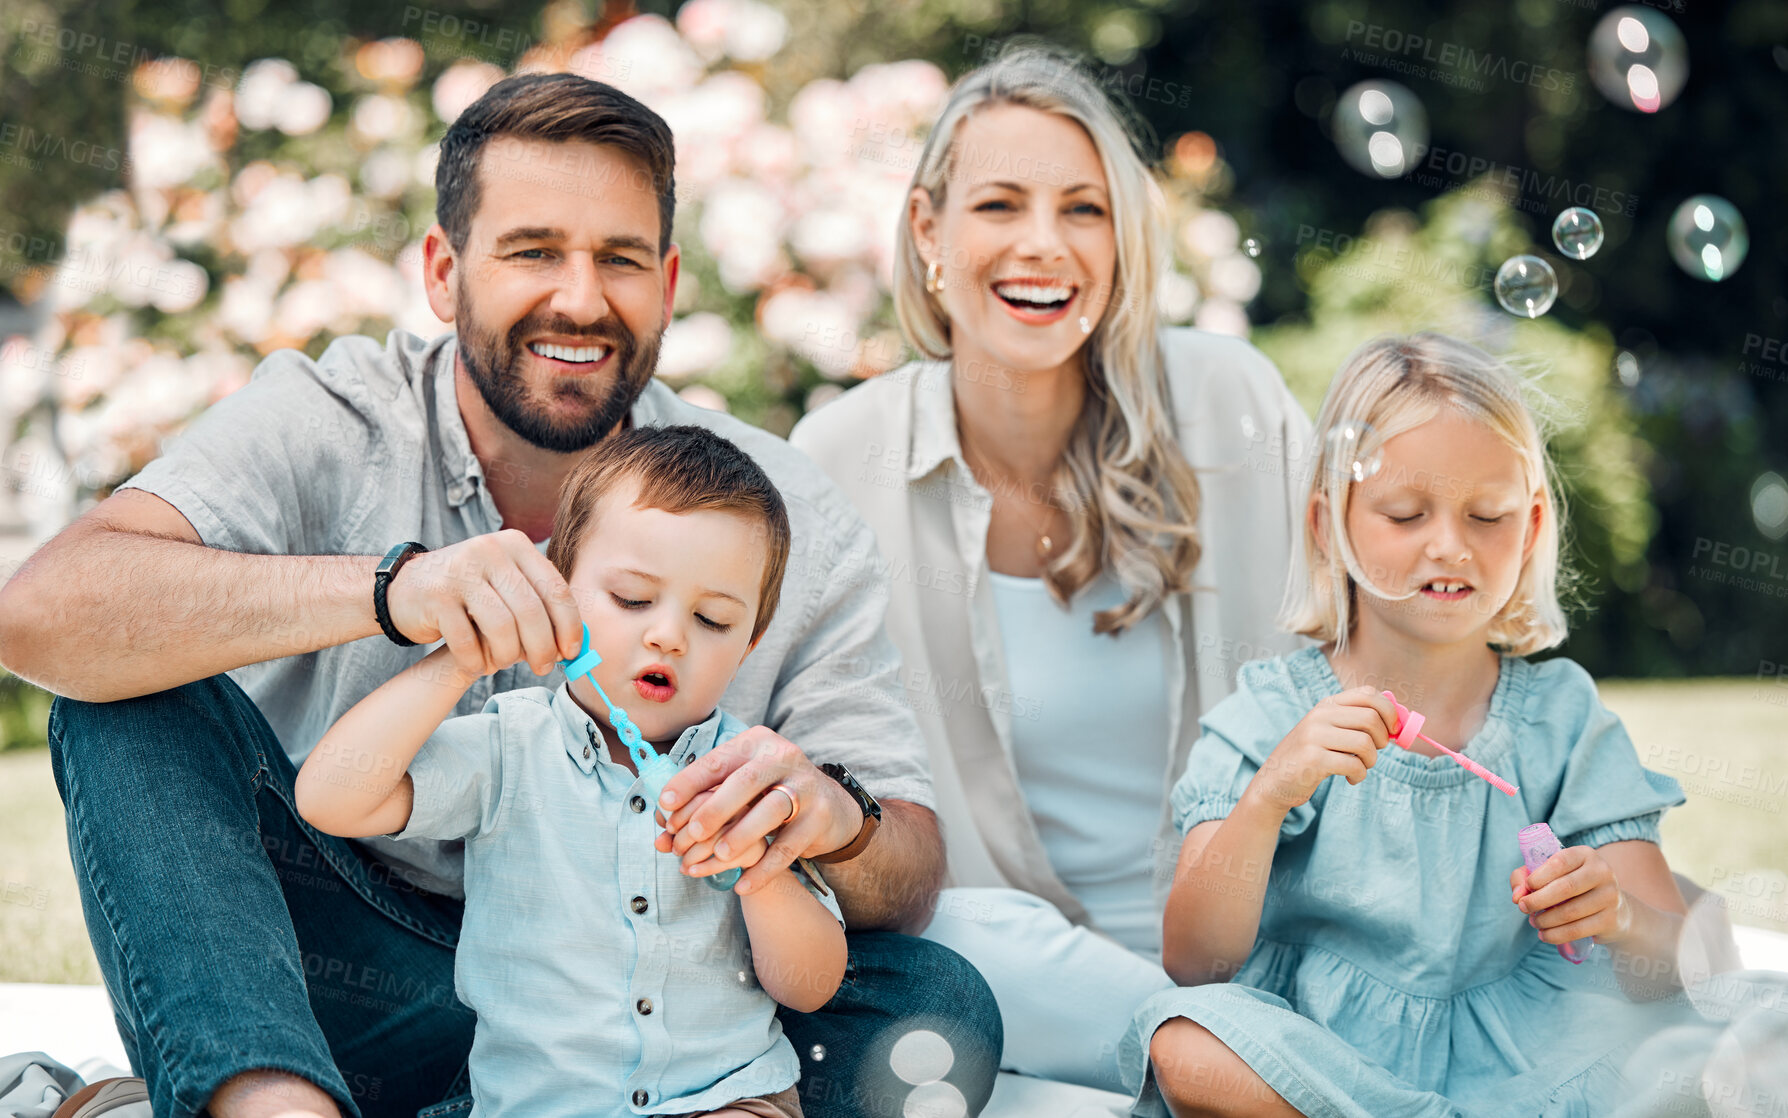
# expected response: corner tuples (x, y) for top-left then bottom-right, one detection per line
(0, 748), (100, 983)
(1, 679), (1783, 984)
(1600, 677), (1788, 932)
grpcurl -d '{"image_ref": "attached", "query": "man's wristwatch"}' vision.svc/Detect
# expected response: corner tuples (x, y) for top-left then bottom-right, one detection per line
(811, 762), (882, 864)
(373, 541), (428, 647)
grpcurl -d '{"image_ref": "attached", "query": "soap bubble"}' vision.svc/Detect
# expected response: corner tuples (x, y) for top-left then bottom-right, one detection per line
(889, 1029), (955, 1085)
(901, 1082), (968, 1118)
(1551, 208), (1604, 260)
(1242, 237), (1262, 258)
(1753, 472), (1788, 541)
(1667, 195), (1749, 281)
(1494, 255), (1559, 318)
(1588, 6), (1688, 113)
(1333, 81), (1428, 178)
(810, 1044), (827, 1062)
(1615, 350), (1640, 387)
(1324, 420), (1384, 484)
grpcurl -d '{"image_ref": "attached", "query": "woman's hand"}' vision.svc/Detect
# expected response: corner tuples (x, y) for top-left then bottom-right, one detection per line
(1511, 845), (1635, 946)
(1249, 686), (1396, 813)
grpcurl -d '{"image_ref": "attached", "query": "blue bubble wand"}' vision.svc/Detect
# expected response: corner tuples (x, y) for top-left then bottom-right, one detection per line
(561, 624), (741, 891)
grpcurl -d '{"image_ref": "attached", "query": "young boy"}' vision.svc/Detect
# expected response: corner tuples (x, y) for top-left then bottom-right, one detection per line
(296, 425), (845, 1118)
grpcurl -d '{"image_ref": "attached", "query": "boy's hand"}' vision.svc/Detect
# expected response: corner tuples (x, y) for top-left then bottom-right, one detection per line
(384, 529), (584, 678)
(1250, 686), (1395, 813)
(1511, 846), (1634, 946)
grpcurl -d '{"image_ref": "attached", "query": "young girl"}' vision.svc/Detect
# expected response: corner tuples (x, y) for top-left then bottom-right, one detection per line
(296, 425), (845, 1118)
(1125, 334), (1692, 1117)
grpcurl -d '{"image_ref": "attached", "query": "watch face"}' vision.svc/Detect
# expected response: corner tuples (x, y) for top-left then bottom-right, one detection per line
(824, 763), (882, 819)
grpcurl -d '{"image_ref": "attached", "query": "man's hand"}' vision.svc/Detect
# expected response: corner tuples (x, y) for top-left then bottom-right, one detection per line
(384, 529), (584, 678)
(652, 726), (864, 895)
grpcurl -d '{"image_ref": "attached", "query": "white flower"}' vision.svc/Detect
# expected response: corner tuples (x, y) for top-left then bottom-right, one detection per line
(147, 259), (210, 314)
(230, 172), (351, 251)
(760, 287), (860, 378)
(274, 279), (341, 340)
(1207, 254), (1262, 303)
(1193, 298), (1250, 338)
(218, 276), (275, 344)
(791, 209), (869, 266)
(129, 112), (214, 190)
(359, 147), (412, 199)
(590, 16), (704, 106)
(352, 95), (415, 144)
(699, 179), (786, 292)
(276, 82), (333, 136)
(656, 312), (734, 383)
(1182, 210), (1240, 260)
(432, 62), (506, 125)
(323, 248), (398, 321)
(1156, 271), (1200, 324)
(235, 59), (299, 131)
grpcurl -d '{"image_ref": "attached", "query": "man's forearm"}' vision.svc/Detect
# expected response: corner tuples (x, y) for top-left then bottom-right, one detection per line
(816, 799), (944, 933)
(0, 526), (380, 701)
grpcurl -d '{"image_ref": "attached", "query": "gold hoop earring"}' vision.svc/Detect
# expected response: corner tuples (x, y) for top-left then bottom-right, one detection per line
(925, 259), (943, 294)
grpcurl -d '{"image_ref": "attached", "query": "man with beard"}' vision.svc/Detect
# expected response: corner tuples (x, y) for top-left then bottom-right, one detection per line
(0, 74), (999, 1118)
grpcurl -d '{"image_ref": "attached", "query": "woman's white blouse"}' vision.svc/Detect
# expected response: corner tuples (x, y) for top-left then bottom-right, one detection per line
(989, 569), (1173, 958)
(789, 328), (1314, 929)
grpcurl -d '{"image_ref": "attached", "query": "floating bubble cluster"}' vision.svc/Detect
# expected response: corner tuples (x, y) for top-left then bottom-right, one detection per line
(1551, 208), (1605, 260)
(1588, 6), (1689, 113)
(1667, 195), (1749, 281)
(1242, 237), (1262, 258)
(1325, 420), (1384, 485)
(1494, 255), (1559, 318)
(1333, 81), (1429, 179)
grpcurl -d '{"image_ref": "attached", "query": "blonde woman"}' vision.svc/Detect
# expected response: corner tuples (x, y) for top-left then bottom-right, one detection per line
(789, 47), (1312, 1091)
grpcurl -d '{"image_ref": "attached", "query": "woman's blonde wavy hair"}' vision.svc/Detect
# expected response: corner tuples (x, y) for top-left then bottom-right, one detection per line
(1280, 333), (1569, 656)
(893, 43), (1201, 635)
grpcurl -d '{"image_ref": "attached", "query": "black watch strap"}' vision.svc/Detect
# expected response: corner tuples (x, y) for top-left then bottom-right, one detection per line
(373, 541), (428, 647)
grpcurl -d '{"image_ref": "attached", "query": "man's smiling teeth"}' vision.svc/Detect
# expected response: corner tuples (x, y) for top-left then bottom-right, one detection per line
(529, 341), (608, 363)
(1425, 580), (1470, 592)
(993, 281), (1074, 307)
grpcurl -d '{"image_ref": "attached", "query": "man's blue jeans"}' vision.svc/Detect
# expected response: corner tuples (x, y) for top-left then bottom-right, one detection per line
(48, 674), (1001, 1118)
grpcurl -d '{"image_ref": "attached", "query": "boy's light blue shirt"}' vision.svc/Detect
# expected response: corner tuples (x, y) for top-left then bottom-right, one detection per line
(396, 683), (843, 1117)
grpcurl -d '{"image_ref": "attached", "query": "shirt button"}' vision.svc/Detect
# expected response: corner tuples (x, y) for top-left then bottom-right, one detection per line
(629, 895), (648, 915)
(629, 795), (646, 813)
(583, 745), (592, 760)
(636, 997), (653, 1015)
(632, 1089), (649, 1106)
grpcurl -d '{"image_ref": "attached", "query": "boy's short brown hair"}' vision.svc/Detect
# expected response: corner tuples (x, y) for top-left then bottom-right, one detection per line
(547, 426), (791, 643)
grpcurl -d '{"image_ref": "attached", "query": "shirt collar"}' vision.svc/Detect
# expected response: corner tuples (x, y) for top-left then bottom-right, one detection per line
(905, 359), (964, 483)
(430, 334), (485, 509)
(431, 334), (685, 511)
(550, 681), (726, 777)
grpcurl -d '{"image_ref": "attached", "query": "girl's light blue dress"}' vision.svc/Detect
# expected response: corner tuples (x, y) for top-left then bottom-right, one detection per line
(1122, 648), (1690, 1118)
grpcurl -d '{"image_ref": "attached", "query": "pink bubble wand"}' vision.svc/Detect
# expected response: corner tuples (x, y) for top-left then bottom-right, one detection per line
(1379, 691), (1520, 796)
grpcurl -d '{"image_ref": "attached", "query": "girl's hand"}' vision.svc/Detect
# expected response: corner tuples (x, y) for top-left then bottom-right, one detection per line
(1510, 845), (1634, 946)
(1249, 686), (1396, 813)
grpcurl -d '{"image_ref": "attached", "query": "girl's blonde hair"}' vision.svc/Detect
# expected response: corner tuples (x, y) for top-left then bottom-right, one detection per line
(1280, 333), (1568, 656)
(893, 43), (1200, 634)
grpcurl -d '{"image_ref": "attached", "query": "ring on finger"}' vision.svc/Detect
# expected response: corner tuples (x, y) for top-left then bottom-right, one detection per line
(768, 782), (799, 824)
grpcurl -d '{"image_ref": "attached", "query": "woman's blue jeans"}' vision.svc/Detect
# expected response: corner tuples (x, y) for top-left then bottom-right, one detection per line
(48, 674), (1001, 1118)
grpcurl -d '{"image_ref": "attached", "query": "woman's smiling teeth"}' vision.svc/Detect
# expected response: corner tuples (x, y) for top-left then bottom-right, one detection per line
(529, 341), (608, 364)
(992, 280), (1076, 311)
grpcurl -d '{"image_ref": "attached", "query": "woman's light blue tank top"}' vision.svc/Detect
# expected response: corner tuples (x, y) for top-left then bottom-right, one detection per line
(988, 568), (1173, 956)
